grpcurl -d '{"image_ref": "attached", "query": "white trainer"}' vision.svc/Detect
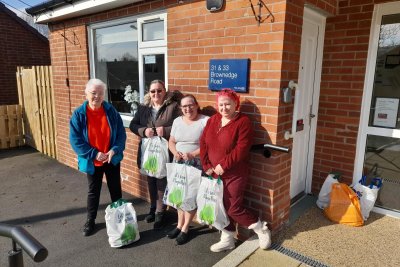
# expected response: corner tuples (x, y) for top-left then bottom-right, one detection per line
(210, 230), (235, 252)
(248, 220), (271, 249)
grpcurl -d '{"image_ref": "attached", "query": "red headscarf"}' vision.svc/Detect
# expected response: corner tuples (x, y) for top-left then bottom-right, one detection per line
(216, 88), (240, 110)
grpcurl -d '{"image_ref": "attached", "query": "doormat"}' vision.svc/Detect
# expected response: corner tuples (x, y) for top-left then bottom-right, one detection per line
(271, 243), (329, 267)
(273, 206), (400, 267)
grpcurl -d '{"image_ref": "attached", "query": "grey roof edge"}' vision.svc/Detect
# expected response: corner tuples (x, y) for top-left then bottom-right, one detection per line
(0, 2), (49, 42)
(26, 0), (74, 16)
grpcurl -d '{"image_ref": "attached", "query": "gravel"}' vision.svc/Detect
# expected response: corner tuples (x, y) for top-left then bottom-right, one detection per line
(273, 206), (400, 267)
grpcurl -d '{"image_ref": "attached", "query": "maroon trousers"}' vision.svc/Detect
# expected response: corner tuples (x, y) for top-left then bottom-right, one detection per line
(222, 174), (258, 231)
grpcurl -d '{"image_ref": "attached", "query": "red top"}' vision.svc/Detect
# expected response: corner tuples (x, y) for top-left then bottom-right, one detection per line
(200, 112), (253, 178)
(86, 105), (110, 166)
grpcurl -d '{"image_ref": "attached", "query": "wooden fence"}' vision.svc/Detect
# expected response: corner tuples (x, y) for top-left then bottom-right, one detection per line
(0, 105), (24, 149)
(16, 66), (57, 159)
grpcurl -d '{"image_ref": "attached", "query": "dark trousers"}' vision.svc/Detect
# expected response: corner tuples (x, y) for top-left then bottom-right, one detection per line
(222, 174), (258, 231)
(87, 163), (122, 220)
(147, 176), (167, 213)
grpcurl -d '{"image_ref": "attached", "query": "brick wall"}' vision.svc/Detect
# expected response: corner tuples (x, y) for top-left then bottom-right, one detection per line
(0, 6), (50, 105)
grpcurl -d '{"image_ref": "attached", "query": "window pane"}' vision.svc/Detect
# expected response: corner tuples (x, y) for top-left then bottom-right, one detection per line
(142, 20), (164, 41)
(93, 23), (139, 115)
(363, 135), (400, 211)
(369, 14), (400, 129)
(143, 54), (165, 93)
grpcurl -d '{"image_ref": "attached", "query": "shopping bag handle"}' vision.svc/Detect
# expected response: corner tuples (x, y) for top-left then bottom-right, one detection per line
(110, 198), (127, 208)
(206, 175), (222, 184)
(359, 175), (367, 185)
(370, 177), (382, 189)
(176, 159), (194, 166)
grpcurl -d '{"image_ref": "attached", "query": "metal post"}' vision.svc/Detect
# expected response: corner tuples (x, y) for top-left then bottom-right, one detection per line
(8, 240), (23, 267)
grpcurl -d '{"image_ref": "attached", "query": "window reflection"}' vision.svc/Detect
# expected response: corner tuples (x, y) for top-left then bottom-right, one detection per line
(369, 14), (400, 129)
(143, 54), (165, 93)
(94, 23), (139, 114)
(142, 20), (164, 41)
(363, 135), (400, 211)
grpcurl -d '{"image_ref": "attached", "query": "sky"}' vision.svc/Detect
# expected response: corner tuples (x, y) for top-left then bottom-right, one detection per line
(1, 0), (47, 17)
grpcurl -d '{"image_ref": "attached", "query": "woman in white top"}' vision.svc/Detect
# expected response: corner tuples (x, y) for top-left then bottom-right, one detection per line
(167, 94), (209, 245)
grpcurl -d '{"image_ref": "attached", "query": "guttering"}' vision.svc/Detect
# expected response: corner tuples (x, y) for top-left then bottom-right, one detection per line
(26, 0), (143, 24)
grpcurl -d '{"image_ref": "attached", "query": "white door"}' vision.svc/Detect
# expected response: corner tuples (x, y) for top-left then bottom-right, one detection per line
(290, 8), (326, 200)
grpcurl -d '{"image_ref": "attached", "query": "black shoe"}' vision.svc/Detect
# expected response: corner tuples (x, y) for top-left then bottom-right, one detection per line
(83, 219), (95, 236)
(153, 212), (165, 230)
(176, 232), (189, 245)
(145, 212), (155, 223)
(166, 228), (181, 239)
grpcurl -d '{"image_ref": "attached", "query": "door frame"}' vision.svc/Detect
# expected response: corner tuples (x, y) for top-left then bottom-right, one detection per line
(290, 7), (326, 199)
(354, 1), (400, 218)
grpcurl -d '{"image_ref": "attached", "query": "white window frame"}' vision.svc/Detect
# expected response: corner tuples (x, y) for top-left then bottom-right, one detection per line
(87, 11), (167, 124)
(137, 13), (167, 48)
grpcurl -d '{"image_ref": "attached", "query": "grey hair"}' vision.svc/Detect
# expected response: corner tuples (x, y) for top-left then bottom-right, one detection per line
(85, 78), (107, 94)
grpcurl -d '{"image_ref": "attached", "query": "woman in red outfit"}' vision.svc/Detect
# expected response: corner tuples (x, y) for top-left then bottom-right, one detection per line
(200, 88), (271, 252)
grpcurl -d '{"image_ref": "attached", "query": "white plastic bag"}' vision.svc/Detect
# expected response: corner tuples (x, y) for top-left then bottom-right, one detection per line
(352, 177), (382, 220)
(105, 199), (140, 248)
(316, 174), (339, 209)
(165, 162), (202, 211)
(140, 137), (169, 178)
(196, 177), (229, 230)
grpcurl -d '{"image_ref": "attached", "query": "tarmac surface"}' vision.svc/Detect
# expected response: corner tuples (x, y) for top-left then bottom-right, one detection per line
(0, 147), (231, 267)
(0, 146), (320, 267)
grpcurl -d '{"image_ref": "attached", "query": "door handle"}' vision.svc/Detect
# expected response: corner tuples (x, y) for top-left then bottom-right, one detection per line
(309, 105), (315, 125)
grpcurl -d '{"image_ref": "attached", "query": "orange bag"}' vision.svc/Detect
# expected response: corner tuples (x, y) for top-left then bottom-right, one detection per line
(324, 183), (364, 227)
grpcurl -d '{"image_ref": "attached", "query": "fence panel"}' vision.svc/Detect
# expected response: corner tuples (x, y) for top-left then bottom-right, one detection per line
(16, 66), (57, 159)
(0, 105), (24, 149)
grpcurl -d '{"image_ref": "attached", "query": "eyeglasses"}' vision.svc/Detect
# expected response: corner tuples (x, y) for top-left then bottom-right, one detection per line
(181, 104), (195, 109)
(150, 89), (163, 94)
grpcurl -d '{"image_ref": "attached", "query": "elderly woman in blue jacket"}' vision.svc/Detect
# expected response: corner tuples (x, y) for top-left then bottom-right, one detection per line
(70, 78), (126, 236)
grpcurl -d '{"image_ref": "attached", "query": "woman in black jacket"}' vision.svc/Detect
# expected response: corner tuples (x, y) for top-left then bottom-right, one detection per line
(129, 80), (181, 230)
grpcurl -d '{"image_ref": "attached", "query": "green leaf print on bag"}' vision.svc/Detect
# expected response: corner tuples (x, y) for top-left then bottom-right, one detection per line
(121, 224), (136, 244)
(143, 155), (158, 174)
(168, 188), (183, 208)
(199, 204), (215, 225)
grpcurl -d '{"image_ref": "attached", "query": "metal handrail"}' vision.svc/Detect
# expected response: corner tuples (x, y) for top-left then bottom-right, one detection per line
(251, 143), (290, 158)
(0, 223), (48, 266)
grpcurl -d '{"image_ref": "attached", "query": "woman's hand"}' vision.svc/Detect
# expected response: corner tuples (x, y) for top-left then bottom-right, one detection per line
(213, 164), (224, 176)
(96, 152), (107, 162)
(182, 152), (194, 161)
(205, 168), (214, 176)
(145, 128), (155, 137)
(155, 126), (164, 137)
(174, 151), (183, 161)
(104, 149), (115, 163)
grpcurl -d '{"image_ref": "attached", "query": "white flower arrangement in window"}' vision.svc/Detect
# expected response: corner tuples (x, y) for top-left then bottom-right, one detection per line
(124, 85), (140, 115)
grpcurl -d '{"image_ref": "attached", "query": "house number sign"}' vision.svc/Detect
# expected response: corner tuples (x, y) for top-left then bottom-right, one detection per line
(208, 59), (249, 92)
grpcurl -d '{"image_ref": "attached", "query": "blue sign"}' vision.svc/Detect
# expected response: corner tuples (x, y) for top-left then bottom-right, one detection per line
(208, 59), (249, 92)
